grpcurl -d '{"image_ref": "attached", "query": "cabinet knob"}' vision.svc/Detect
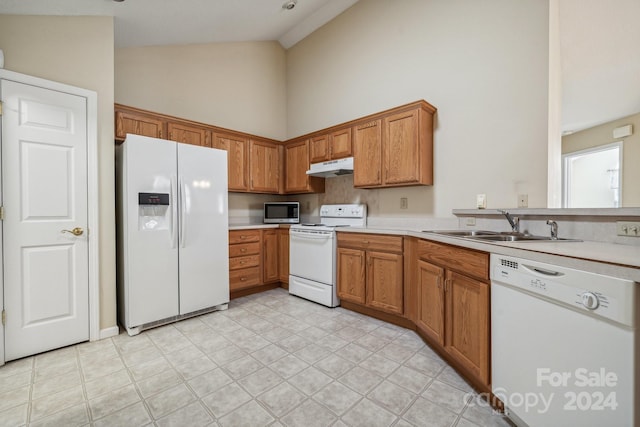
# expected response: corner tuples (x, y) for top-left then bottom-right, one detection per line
(240, 261), (246, 265)
(240, 248), (247, 253)
(240, 277), (247, 281)
(240, 236), (247, 240)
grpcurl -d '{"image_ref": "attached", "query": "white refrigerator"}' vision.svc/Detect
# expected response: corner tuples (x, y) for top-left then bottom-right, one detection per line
(117, 134), (229, 335)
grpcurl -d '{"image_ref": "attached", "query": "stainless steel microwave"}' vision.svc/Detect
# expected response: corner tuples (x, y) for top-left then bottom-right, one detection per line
(263, 202), (299, 224)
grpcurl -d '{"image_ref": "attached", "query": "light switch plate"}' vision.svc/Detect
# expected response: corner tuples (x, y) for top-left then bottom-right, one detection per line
(518, 194), (528, 208)
(476, 194), (487, 209)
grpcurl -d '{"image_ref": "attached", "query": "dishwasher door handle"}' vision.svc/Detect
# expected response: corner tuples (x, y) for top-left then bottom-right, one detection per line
(523, 264), (564, 277)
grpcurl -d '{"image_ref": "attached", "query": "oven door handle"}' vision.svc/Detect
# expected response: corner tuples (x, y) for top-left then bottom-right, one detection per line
(291, 231), (333, 240)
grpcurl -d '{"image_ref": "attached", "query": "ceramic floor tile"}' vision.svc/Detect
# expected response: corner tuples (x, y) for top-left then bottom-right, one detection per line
(84, 369), (132, 400)
(387, 366), (433, 395)
(234, 334), (271, 352)
(334, 343), (373, 364)
(136, 369), (183, 398)
(341, 398), (397, 427)
(422, 380), (471, 414)
(461, 396), (512, 427)
(88, 383), (140, 421)
(354, 334), (389, 352)
(268, 354), (309, 379)
(404, 352), (446, 378)
(312, 381), (362, 416)
(358, 353), (399, 377)
(93, 402), (151, 427)
(275, 334), (311, 353)
(257, 382), (306, 417)
(251, 344), (289, 365)
(218, 399), (275, 427)
(0, 369), (32, 392)
(208, 345), (247, 365)
(314, 334), (349, 352)
(0, 403), (28, 426)
(201, 382), (252, 418)
(313, 354), (354, 378)
(30, 384), (85, 422)
(34, 358), (80, 382)
(174, 355), (217, 380)
(376, 342), (417, 363)
(287, 366), (333, 396)
(128, 356), (172, 381)
(121, 346), (163, 367)
(187, 367), (233, 398)
(163, 344), (206, 366)
(367, 380), (416, 415)
(403, 396), (458, 427)
(0, 357), (34, 379)
(156, 401), (213, 427)
(29, 402), (88, 427)
(32, 369), (82, 400)
(238, 367), (283, 396)
(80, 355), (126, 382)
(280, 399), (337, 427)
(338, 366), (383, 395)
(145, 383), (196, 419)
(437, 366), (475, 394)
(223, 355), (263, 379)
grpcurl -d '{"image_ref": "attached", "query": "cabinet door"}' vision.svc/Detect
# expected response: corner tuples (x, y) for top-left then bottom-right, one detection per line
(213, 133), (249, 191)
(310, 135), (330, 163)
(330, 128), (352, 159)
(249, 140), (279, 193)
(337, 247), (366, 304)
(366, 251), (403, 315)
(278, 228), (289, 284)
(445, 270), (490, 385)
(168, 122), (210, 147)
(262, 230), (279, 284)
(383, 109), (420, 185)
(284, 140), (311, 193)
(353, 120), (382, 187)
(115, 111), (165, 140)
(417, 260), (445, 345)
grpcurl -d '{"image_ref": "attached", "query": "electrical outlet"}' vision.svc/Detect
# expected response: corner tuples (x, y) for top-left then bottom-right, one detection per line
(400, 197), (408, 209)
(518, 194), (528, 208)
(466, 217), (476, 226)
(476, 194), (486, 209)
(617, 221), (640, 237)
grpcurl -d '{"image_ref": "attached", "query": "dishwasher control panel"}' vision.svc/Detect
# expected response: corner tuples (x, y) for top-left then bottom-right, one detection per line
(491, 255), (636, 327)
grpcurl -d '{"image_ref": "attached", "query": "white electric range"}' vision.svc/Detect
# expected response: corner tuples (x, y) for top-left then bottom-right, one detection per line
(289, 204), (367, 307)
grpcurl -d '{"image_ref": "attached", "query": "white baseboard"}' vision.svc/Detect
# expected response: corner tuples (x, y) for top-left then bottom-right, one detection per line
(99, 325), (120, 340)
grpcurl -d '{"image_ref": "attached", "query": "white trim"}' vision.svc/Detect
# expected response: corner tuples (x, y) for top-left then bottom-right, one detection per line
(0, 69), (101, 365)
(100, 326), (120, 340)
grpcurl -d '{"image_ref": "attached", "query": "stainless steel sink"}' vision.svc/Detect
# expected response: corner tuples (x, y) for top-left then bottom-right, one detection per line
(426, 230), (581, 242)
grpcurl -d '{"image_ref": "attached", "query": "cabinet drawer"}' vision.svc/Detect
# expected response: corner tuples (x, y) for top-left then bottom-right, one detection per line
(337, 232), (403, 253)
(229, 254), (260, 270)
(229, 242), (260, 257)
(418, 239), (489, 281)
(229, 229), (261, 244)
(230, 267), (261, 290)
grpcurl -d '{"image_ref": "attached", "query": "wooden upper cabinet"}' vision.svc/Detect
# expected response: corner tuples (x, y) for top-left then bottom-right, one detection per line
(115, 109), (165, 141)
(353, 101), (435, 189)
(168, 122), (210, 147)
(309, 129), (352, 164)
(284, 140), (325, 194)
(310, 134), (330, 163)
(212, 132), (249, 192)
(330, 128), (352, 159)
(353, 120), (382, 187)
(249, 140), (279, 193)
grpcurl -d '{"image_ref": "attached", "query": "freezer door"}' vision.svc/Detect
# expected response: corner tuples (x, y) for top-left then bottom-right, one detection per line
(120, 135), (179, 327)
(177, 143), (229, 313)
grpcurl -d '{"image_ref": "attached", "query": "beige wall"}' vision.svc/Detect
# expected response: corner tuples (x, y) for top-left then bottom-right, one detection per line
(0, 15), (116, 330)
(115, 42), (287, 141)
(286, 0), (550, 217)
(562, 112), (640, 206)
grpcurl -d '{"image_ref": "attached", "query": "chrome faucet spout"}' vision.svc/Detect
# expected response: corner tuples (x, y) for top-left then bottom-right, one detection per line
(498, 210), (520, 233)
(546, 220), (558, 240)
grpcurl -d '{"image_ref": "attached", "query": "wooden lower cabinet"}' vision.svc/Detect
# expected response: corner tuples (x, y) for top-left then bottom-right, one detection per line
(278, 228), (290, 284)
(262, 229), (279, 284)
(337, 233), (403, 315)
(413, 238), (491, 389)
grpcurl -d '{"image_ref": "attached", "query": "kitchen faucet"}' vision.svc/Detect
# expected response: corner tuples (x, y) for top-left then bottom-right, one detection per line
(546, 220), (558, 240)
(498, 210), (520, 233)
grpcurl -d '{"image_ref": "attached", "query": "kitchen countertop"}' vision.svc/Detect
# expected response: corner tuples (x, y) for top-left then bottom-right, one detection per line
(226, 223), (640, 281)
(336, 226), (640, 282)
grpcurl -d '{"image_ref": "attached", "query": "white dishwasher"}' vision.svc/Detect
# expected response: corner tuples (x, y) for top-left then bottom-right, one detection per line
(491, 254), (638, 427)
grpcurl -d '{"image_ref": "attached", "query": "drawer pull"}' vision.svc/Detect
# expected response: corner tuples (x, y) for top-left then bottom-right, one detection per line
(240, 248), (247, 253)
(240, 261), (246, 265)
(240, 236), (247, 240)
(240, 277), (247, 281)
(363, 240), (369, 244)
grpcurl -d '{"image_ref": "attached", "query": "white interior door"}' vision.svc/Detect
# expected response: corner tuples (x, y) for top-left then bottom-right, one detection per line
(2, 79), (89, 361)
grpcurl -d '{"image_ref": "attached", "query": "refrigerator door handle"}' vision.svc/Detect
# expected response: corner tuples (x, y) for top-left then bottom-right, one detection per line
(170, 175), (178, 248)
(179, 176), (187, 248)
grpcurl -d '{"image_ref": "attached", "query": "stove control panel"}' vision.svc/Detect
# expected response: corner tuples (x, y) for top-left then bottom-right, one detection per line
(320, 204), (367, 219)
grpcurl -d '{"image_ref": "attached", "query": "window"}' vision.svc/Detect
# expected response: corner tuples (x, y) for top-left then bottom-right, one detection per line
(562, 142), (622, 208)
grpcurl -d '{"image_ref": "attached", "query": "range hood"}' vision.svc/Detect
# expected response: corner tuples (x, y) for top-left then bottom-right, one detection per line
(306, 157), (354, 178)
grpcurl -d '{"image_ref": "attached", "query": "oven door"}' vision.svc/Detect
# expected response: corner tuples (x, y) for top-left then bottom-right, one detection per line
(289, 228), (335, 285)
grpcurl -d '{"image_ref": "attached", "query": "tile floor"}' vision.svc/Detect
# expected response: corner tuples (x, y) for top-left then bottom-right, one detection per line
(0, 289), (512, 427)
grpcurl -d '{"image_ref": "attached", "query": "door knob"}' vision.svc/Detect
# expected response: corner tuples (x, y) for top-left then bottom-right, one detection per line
(62, 227), (84, 236)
